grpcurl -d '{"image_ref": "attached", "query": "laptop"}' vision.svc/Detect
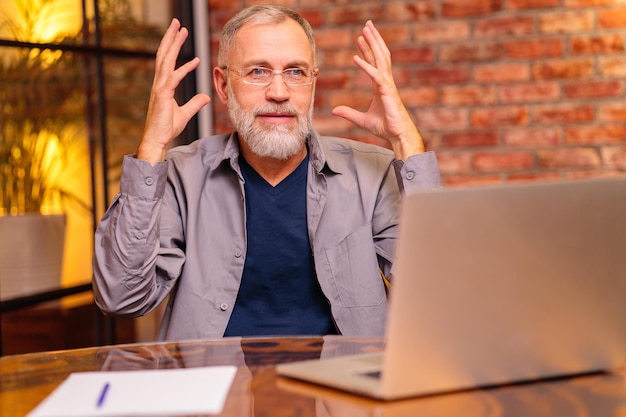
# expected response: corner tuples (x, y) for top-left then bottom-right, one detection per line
(276, 176), (626, 400)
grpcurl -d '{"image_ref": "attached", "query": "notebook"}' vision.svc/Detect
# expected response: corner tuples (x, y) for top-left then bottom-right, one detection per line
(276, 176), (626, 400)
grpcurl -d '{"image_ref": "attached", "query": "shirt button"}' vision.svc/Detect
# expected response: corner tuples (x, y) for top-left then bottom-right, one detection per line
(220, 303), (229, 311)
(136, 232), (145, 239)
(406, 171), (415, 180)
(145, 177), (154, 186)
(234, 250), (242, 258)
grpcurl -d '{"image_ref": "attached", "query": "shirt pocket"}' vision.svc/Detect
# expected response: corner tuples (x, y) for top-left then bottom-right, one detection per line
(324, 223), (386, 308)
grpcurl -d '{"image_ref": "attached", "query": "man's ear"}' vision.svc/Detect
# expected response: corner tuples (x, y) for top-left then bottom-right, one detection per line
(213, 67), (229, 104)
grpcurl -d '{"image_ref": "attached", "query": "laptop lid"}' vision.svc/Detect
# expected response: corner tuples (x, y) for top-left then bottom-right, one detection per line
(278, 177), (626, 399)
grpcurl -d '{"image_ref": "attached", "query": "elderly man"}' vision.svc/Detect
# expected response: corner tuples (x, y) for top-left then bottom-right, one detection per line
(93, 5), (440, 340)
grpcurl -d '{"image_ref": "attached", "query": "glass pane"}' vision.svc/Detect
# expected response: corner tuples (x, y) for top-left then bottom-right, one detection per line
(0, 45), (94, 299)
(99, 0), (171, 52)
(0, 0), (169, 51)
(102, 54), (156, 202)
(0, 0), (86, 45)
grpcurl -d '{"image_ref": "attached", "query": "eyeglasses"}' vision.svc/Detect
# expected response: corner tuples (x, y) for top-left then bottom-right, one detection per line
(225, 66), (319, 86)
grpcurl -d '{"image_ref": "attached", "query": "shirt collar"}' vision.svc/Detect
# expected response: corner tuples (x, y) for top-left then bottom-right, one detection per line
(214, 129), (340, 176)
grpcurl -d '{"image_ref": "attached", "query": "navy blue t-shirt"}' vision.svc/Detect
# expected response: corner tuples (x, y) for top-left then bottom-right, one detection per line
(224, 155), (336, 336)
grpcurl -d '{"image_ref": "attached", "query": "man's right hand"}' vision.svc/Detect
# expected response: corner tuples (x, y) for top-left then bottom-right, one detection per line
(137, 18), (211, 165)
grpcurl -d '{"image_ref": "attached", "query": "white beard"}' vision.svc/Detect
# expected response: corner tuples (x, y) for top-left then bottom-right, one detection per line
(227, 86), (314, 160)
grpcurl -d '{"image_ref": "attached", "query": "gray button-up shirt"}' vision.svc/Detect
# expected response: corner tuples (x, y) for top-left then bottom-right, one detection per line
(93, 131), (441, 341)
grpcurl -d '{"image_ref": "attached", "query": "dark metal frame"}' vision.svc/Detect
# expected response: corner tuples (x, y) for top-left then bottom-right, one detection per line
(0, 0), (197, 356)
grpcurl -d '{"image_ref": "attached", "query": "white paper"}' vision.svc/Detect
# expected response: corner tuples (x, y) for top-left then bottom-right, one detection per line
(27, 366), (238, 417)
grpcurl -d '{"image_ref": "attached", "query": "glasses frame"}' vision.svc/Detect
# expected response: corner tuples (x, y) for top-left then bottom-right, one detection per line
(225, 66), (319, 86)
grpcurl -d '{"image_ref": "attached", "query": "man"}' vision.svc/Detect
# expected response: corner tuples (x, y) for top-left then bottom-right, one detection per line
(93, 5), (440, 341)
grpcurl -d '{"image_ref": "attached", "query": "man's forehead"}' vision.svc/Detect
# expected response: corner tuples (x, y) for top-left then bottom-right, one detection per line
(230, 19), (314, 65)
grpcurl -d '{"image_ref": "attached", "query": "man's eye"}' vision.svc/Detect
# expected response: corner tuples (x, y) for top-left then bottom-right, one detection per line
(285, 68), (305, 77)
(249, 68), (270, 77)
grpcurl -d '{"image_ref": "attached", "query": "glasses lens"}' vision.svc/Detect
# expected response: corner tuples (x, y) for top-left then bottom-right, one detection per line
(283, 69), (310, 85)
(238, 67), (313, 86)
(245, 68), (272, 84)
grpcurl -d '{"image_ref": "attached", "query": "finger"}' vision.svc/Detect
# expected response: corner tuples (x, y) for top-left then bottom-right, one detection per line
(175, 94), (212, 135)
(155, 18), (181, 61)
(353, 54), (385, 87)
(357, 36), (375, 66)
(162, 27), (190, 76)
(164, 56), (201, 91)
(180, 94), (211, 122)
(362, 21), (391, 71)
(332, 105), (366, 129)
(154, 21), (189, 87)
(154, 19), (181, 77)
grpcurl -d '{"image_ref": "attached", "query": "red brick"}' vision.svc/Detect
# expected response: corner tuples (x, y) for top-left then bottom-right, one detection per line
(504, 127), (563, 147)
(598, 56), (626, 77)
(352, 68), (411, 88)
(441, 85), (497, 106)
(534, 104), (595, 123)
(474, 16), (535, 38)
(441, 0), (503, 17)
(321, 49), (358, 69)
(537, 148), (601, 168)
(598, 8), (626, 28)
(564, 0), (626, 6)
(498, 82), (560, 103)
(503, 39), (564, 59)
(539, 11), (595, 33)
(598, 103), (626, 121)
(471, 107), (529, 127)
(508, 172), (562, 182)
(414, 108), (470, 130)
(570, 34), (625, 55)
(443, 130), (499, 147)
(312, 115), (356, 135)
(435, 152), (473, 174)
(414, 21), (471, 43)
(532, 59), (595, 79)
(328, 90), (374, 110)
(563, 80), (623, 98)
(417, 130), (442, 151)
(508, 0), (561, 9)
(473, 151), (535, 171)
(602, 146), (626, 169)
(315, 29), (353, 50)
(374, 25), (411, 45)
(384, 1), (435, 21)
(299, 10), (324, 28)
(326, 5), (385, 25)
(399, 87), (439, 107)
(566, 124), (626, 145)
(209, 0), (243, 11)
(316, 70), (351, 90)
(389, 46), (434, 64)
(413, 67), (470, 85)
(439, 43), (501, 62)
(474, 63), (531, 82)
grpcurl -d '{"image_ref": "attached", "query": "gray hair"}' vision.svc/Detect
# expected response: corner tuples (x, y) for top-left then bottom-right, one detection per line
(217, 5), (316, 68)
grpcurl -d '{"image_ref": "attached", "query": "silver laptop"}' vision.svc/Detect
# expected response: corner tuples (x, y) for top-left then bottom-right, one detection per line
(277, 176), (626, 400)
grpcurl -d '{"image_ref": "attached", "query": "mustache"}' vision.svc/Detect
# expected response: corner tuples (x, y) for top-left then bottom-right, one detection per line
(253, 103), (300, 117)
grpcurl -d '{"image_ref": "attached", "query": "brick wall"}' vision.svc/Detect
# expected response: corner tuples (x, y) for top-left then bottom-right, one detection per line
(207, 0), (626, 186)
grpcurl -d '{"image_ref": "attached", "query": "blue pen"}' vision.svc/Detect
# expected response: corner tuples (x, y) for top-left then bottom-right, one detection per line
(96, 382), (110, 408)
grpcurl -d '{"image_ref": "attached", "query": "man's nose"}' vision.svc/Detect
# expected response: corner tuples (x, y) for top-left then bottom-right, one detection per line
(265, 73), (290, 101)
